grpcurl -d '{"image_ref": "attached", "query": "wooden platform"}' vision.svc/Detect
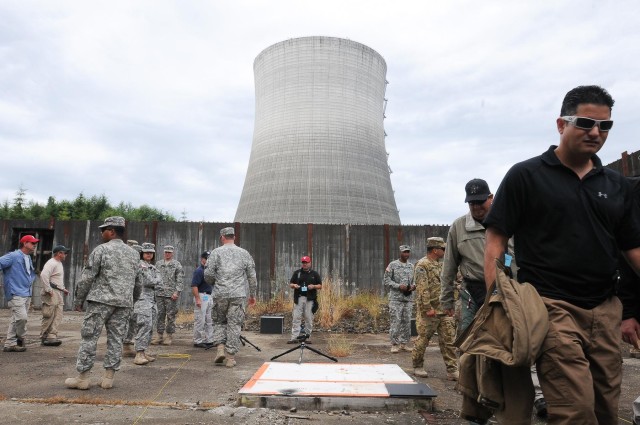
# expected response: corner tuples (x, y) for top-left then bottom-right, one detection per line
(238, 362), (436, 411)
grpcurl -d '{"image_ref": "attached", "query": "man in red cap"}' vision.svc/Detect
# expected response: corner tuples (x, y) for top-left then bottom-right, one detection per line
(1, 234), (40, 352)
(288, 256), (322, 343)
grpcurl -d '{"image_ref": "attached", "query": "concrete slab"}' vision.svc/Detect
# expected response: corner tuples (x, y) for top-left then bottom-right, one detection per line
(239, 362), (436, 411)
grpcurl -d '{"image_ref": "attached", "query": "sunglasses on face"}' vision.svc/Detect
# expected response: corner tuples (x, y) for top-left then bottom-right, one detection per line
(561, 116), (613, 132)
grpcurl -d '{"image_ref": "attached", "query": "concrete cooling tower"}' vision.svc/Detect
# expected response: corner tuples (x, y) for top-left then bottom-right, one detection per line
(234, 36), (401, 225)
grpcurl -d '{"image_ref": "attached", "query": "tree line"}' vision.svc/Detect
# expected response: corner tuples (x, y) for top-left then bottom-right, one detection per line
(0, 187), (176, 222)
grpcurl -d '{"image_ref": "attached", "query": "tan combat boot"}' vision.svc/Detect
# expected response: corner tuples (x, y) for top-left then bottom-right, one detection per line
(400, 343), (413, 352)
(225, 355), (236, 368)
(144, 352), (156, 362)
(162, 333), (173, 346)
(214, 344), (226, 364)
(100, 369), (116, 389)
(134, 351), (149, 365)
(123, 343), (135, 357)
(151, 333), (164, 345)
(413, 368), (429, 378)
(446, 370), (459, 381)
(64, 371), (91, 390)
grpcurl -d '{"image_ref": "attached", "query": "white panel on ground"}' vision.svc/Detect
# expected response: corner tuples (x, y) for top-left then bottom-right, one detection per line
(240, 362), (419, 397)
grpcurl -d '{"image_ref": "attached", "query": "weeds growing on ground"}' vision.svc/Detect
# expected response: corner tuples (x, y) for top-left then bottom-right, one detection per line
(327, 333), (355, 357)
(316, 276), (385, 329)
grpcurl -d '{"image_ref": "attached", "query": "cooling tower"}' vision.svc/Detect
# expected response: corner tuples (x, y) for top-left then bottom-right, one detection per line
(234, 36), (401, 225)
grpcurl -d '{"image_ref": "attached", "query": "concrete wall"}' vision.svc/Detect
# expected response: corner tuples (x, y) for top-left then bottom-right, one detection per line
(0, 220), (448, 310)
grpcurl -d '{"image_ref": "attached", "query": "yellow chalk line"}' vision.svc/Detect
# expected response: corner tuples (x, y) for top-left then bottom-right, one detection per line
(132, 353), (191, 425)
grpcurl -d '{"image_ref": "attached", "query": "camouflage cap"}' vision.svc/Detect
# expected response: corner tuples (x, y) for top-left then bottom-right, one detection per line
(427, 237), (446, 249)
(141, 242), (156, 253)
(163, 245), (174, 252)
(220, 227), (235, 237)
(99, 216), (126, 228)
(399, 245), (411, 252)
(126, 240), (139, 246)
(132, 244), (143, 253)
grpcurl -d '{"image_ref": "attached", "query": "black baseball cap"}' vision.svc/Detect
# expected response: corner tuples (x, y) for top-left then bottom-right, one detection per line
(464, 179), (491, 203)
(201, 251), (210, 259)
(53, 245), (71, 254)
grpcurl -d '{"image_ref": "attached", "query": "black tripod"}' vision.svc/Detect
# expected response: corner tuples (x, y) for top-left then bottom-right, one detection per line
(205, 335), (261, 352)
(271, 334), (337, 364)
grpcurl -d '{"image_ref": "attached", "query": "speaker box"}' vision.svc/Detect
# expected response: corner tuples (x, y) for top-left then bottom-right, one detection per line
(260, 316), (284, 334)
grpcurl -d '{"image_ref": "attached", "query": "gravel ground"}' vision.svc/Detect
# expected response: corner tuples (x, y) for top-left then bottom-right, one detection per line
(0, 309), (638, 424)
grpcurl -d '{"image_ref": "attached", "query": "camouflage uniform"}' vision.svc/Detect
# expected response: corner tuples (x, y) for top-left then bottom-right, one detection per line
(134, 258), (161, 352)
(124, 244), (142, 345)
(154, 256), (184, 335)
(204, 242), (257, 355)
(411, 256), (458, 374)
(384, 258), (414, 346)
(74, 238), (141, 373)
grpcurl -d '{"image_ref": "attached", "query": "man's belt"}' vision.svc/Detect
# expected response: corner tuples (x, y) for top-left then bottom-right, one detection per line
(199, 291), (212, 295)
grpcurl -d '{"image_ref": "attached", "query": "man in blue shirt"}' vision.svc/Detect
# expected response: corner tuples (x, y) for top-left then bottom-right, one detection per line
(191, 251), (213, 348)
(1, 235), (39, 352)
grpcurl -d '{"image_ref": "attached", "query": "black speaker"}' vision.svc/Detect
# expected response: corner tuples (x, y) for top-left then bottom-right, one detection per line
(260, 316), (284, 334)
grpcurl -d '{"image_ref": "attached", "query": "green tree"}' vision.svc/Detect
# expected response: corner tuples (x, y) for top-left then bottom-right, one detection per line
(11, 186), (27, 219)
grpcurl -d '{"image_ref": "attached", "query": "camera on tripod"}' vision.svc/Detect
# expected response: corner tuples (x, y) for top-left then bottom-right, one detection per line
(296, 332), (310, 341)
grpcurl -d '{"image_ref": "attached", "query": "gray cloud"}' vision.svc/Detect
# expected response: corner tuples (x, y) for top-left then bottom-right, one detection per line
(1, 1), (638, 225)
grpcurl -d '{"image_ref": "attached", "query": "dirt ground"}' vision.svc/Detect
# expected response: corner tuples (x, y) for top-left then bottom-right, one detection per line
(0, 310), (638, 425)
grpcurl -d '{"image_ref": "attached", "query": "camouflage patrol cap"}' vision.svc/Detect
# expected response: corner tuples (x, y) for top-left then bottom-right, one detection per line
(220, 227), (235, 237)
(163, 245), (174, 252)
(126, 240), (139, 246)
(427, 237), (446, 249)
(132, 244), (143, 253)
(99, 216), (126, 228)
(141, 242), (156, 253)
(399, 245), (411, 252)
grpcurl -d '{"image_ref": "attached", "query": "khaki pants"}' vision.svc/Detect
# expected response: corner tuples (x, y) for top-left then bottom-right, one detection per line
(5, 296), (30, 347)
(40, 292), (63, 340)
(537, 296), (622, 425)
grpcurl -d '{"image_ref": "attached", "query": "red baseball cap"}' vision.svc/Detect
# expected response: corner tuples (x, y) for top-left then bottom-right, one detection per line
(20, 235), (40, 244)
(301, 256), (311, 263)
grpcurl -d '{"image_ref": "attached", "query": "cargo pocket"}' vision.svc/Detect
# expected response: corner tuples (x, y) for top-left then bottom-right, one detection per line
(42, 303), (54, 319)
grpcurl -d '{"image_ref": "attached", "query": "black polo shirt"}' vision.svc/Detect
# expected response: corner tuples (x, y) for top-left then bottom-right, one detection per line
(291, 268), (322, 301)
(484, 145), (640, 309)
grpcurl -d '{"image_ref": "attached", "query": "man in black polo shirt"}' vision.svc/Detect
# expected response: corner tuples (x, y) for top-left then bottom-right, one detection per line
(484, 85), (640, 424)
(288, 256), (322, 343)
(191, 251), (213, 348)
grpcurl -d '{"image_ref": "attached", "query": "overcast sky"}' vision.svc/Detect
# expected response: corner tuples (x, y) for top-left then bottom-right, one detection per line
(1, 1), (639, 225)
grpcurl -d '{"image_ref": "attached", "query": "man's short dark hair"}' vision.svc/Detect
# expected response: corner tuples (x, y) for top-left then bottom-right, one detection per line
(113, 226), (126, 238)
(560, 85), (614, 116)
(426, 246), (436, 252)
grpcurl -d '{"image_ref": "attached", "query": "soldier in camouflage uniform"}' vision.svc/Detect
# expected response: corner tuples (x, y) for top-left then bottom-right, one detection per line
(204, 227), (257, 368)
(384, 245), (415, 353)
(152, 245), (184, 346)
(65, 216), (141, 390)
(132, 243), (161, 365)
(411, 237), (458, 380)
(123, 241), (141, 357)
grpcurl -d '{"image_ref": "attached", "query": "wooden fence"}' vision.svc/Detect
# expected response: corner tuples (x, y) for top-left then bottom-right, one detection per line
(1, 220), (448, 310)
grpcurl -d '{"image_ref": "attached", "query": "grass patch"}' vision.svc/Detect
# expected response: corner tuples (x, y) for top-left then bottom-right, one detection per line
(327, 334), (355, 357)
(316, 277), (385, 330)
(251, 290), (292, 316)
